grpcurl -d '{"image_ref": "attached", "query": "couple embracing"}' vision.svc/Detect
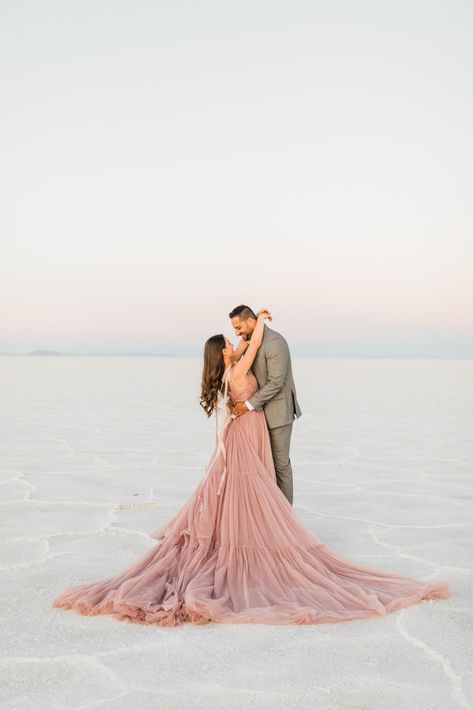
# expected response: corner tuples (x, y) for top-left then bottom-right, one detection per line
(201, 304), (301, 506)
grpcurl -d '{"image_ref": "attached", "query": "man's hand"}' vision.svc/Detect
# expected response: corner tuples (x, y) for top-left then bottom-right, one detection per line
(233, 400), (250, 417)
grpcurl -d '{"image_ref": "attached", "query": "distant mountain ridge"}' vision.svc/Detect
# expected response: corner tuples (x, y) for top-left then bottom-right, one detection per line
(26, 350), (179, 357)
(29, 350), (69, 356)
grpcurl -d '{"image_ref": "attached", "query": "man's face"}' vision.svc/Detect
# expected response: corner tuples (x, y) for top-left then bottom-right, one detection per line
(230, 316), (255, 341)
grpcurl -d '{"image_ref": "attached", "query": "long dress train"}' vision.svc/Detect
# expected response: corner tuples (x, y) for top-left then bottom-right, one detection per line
(52, 365), (451, 626)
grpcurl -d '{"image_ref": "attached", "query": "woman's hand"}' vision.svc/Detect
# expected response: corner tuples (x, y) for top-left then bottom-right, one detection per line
(256, 308), (272, 321)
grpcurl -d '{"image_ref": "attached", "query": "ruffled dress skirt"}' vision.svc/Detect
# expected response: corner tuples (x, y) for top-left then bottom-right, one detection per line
(52, 409), (451, 626)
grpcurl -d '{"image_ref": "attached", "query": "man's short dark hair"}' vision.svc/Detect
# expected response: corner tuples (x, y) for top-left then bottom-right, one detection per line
(229, 304), (257, 321)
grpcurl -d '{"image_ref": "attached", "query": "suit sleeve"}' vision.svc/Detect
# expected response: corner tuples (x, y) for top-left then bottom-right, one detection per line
(246, 338), (289, 411)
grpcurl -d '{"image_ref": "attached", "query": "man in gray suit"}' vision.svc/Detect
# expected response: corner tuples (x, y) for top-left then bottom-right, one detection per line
(229, 304), (302, 505)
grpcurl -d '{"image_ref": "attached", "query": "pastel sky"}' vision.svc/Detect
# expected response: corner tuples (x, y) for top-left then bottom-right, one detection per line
(1, 0), (472, 356)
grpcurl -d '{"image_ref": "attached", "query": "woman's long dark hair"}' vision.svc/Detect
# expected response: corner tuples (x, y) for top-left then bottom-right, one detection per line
(200, 334), (226, 418)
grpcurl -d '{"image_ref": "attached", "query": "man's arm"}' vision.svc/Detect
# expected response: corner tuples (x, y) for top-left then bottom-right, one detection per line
(246, 339), (289, 411)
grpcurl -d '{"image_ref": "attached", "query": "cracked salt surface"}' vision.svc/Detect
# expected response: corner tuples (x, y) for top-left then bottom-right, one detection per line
(0, 356), (471, 710)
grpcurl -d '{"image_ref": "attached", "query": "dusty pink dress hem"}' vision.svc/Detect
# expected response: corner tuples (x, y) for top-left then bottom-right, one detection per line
(52, 365), (451, 626)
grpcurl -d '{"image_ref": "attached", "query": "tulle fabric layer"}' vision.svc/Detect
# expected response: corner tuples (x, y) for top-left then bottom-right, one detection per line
(52, 411), (451, 626)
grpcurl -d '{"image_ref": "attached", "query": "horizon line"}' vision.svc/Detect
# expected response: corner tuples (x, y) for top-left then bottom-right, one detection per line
(0, 350), (472, 359)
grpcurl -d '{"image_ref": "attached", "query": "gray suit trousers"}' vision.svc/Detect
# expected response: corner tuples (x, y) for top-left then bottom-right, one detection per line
(268, 422), (293, 505)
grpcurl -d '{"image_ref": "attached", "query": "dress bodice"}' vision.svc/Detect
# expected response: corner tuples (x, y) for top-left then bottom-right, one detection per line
(227, 365), (258, 402)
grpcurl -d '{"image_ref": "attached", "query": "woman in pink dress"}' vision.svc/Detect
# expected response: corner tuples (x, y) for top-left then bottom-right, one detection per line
(52, 309), (451, 626)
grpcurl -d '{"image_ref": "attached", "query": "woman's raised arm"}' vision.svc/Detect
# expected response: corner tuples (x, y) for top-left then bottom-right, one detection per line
(231, 337), (250, 364)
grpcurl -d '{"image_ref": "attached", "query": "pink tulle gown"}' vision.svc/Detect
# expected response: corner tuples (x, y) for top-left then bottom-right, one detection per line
(52, 364), (451, 626)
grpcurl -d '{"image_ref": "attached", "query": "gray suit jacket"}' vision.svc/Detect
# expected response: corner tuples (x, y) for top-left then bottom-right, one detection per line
(247, 324), (302, 430)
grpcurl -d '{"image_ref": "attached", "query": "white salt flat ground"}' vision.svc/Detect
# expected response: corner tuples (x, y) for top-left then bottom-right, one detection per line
(0, 356), (472, 710)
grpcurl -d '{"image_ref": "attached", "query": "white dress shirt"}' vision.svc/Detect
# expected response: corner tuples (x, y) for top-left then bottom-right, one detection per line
(245, 400), (254, 410)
